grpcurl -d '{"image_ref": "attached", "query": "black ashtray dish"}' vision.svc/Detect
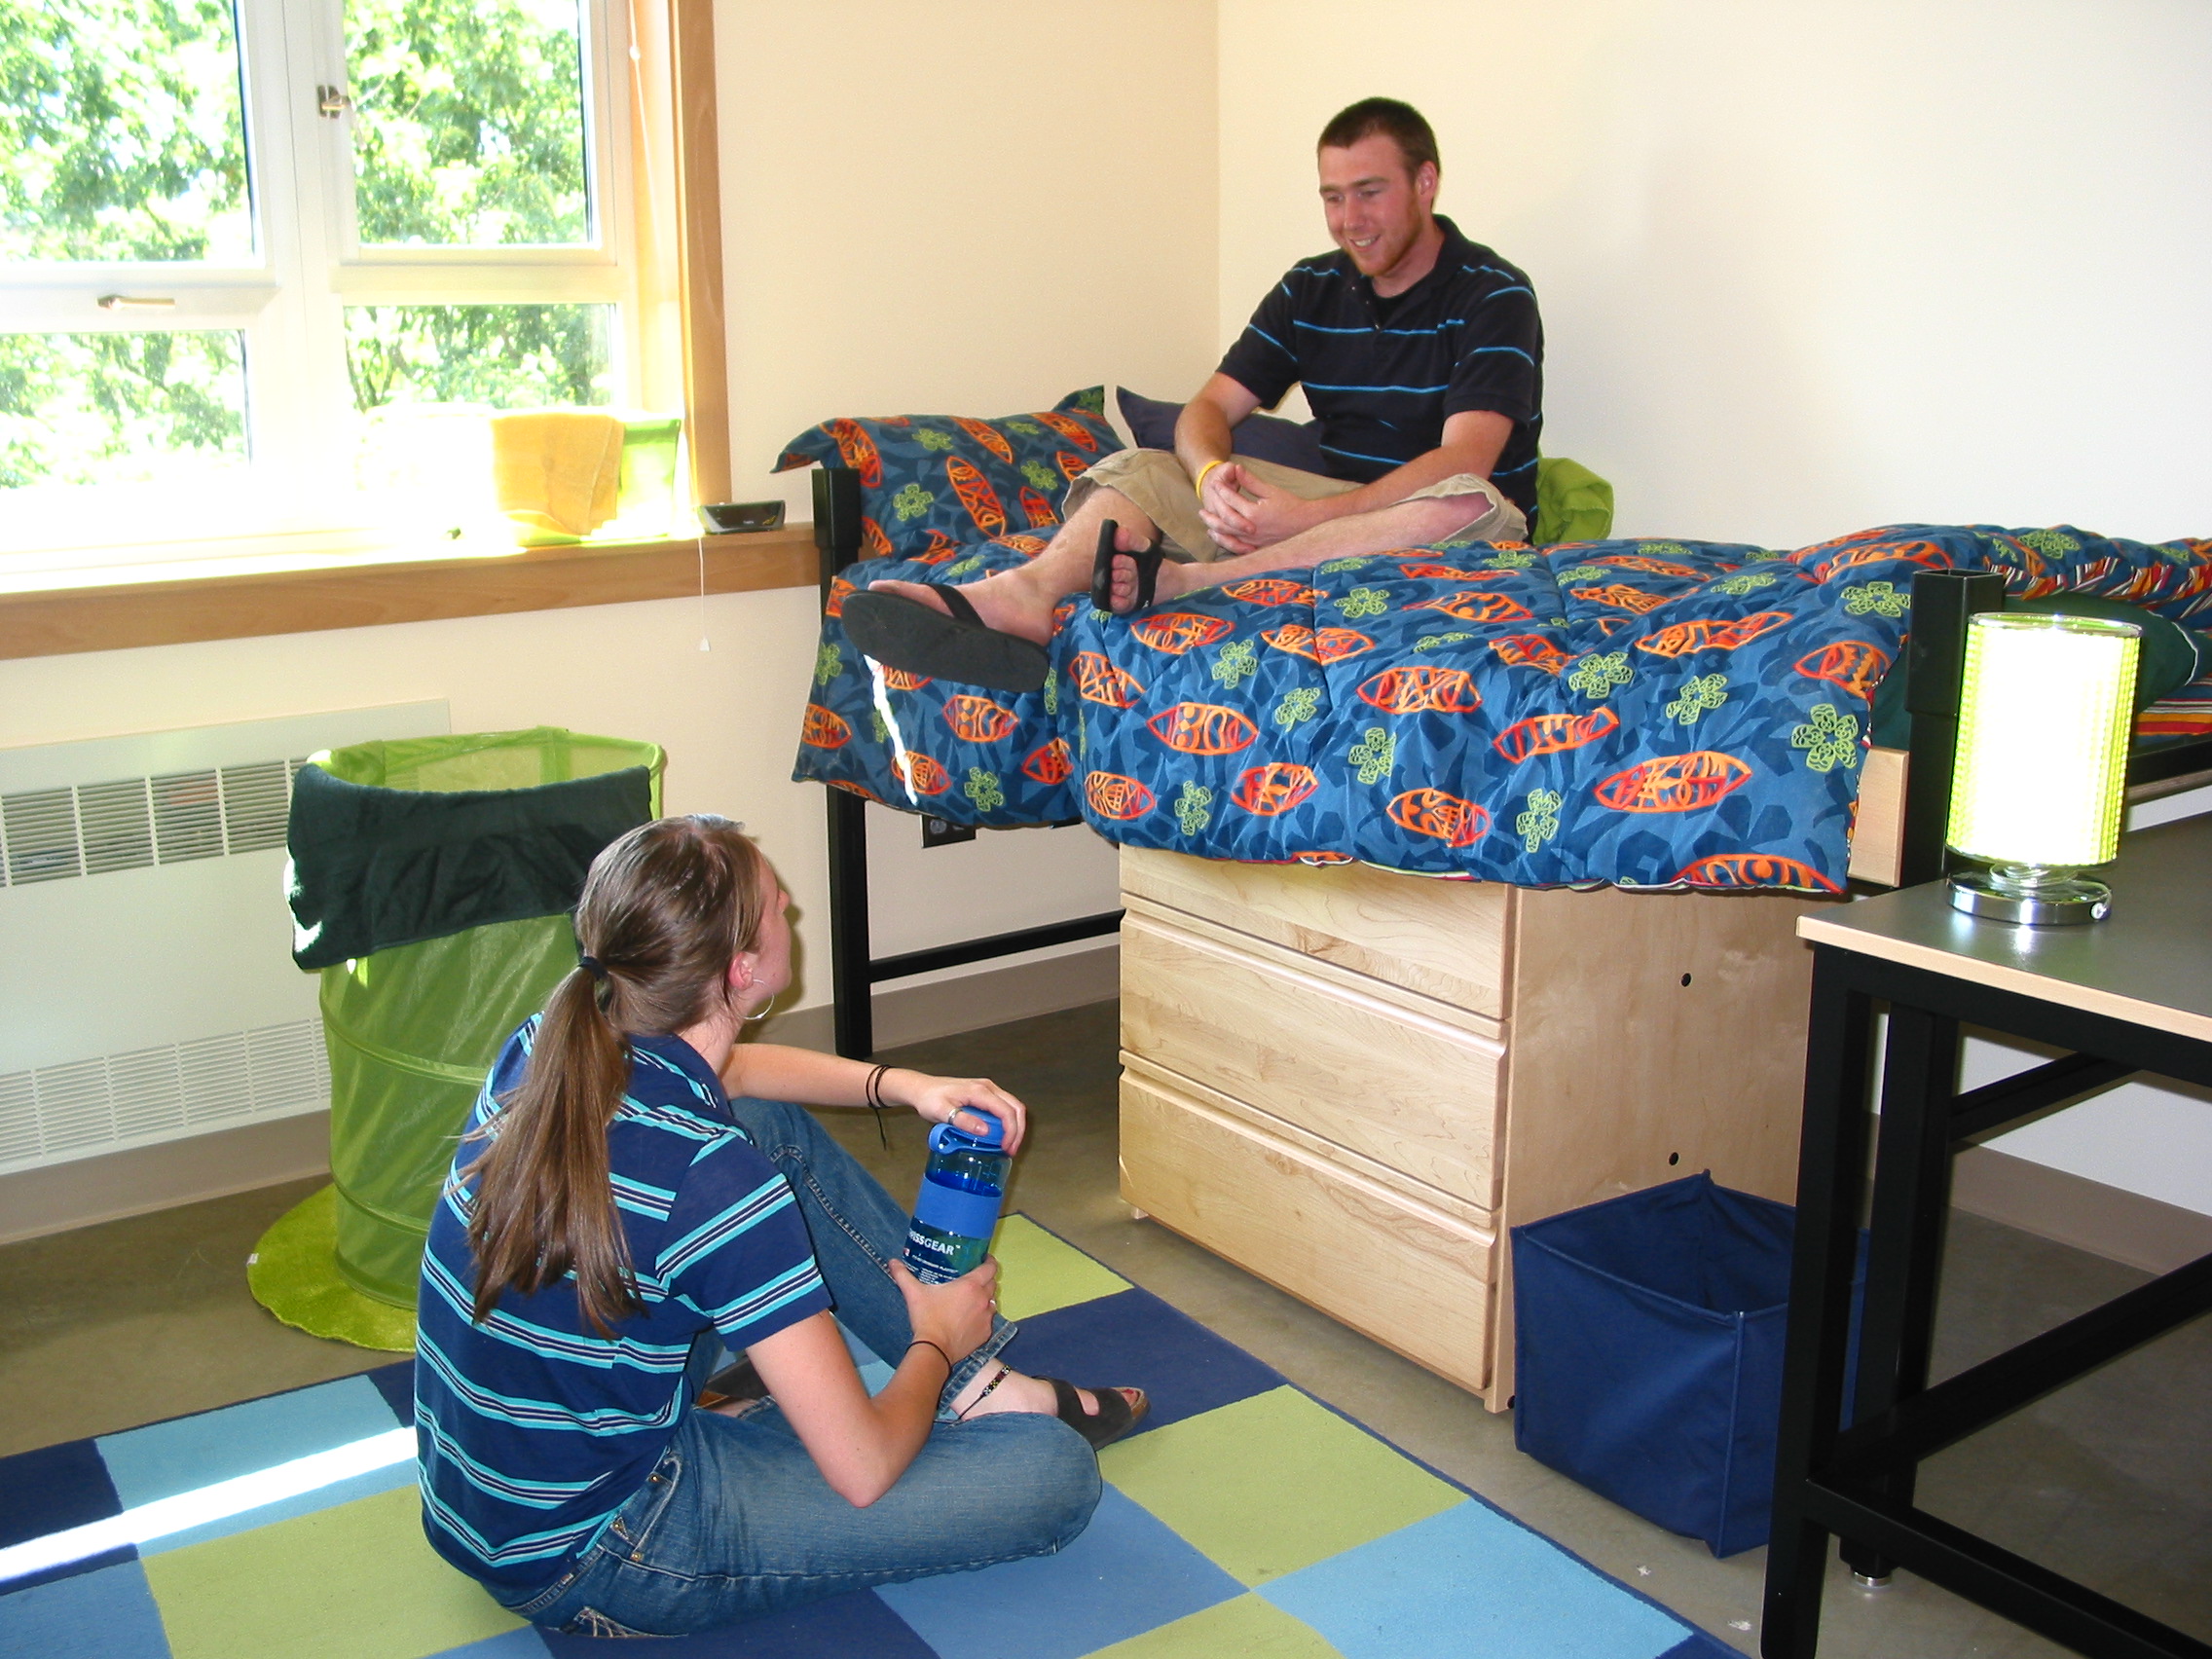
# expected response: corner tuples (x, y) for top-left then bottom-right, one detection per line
(699, 500), (786, 534)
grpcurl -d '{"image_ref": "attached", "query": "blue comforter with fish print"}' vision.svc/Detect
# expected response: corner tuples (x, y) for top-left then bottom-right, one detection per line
(793, 524), (2212, 891)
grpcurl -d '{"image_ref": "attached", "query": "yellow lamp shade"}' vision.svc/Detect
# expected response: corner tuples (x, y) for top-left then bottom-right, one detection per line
(1946, 611), (2139, 870)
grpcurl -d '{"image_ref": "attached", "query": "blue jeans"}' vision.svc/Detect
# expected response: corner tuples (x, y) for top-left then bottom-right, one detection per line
(503, 1095), (1101, 1636)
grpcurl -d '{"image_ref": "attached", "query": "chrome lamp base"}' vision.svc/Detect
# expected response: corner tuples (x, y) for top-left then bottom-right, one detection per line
(1946, 865), (2112, 926)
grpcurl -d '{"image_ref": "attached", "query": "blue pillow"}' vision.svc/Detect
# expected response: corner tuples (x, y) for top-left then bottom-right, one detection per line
(775, 388), (1122, 559)
(1115, 387), (1328, 475)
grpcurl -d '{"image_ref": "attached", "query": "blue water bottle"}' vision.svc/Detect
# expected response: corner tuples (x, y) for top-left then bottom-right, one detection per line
(903, 1111), (1010, 1284)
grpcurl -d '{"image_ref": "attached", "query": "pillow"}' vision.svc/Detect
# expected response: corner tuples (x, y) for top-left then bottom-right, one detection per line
(1865, 593), (2206, 749)
(774, 388), (1121, 558)
(1111, 386), (1328, 475)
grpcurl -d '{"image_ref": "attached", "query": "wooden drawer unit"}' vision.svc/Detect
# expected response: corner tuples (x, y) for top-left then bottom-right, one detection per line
(1120, 1062), (1496, 1394)
(1121, 902), (1503, 1213)
(1118, 846), (1829, 1410)
(1121, 845), (1509, 1017)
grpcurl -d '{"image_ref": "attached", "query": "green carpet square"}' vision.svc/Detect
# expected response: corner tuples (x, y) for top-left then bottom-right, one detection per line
(990, 1215), (1130, 1319)
(1090, 1591), (1346, 1657)
(140, 1484), (523, 1659)
(1100, 1387), (1462, 1586)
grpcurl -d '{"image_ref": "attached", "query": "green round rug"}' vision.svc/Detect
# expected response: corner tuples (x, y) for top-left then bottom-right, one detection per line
(248, 1183), (418, 1351)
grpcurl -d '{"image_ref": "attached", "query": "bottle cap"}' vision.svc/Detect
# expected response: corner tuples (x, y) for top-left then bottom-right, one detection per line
(927, 1109), (1007, 1154)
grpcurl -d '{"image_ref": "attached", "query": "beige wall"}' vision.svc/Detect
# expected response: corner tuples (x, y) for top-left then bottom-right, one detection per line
(1215, 0), (2212, 549)
(0, 1), (1224, 1025)
(719, 0), (1222, 515)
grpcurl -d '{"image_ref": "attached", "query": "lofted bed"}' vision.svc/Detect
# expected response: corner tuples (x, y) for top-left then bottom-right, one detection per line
(789, 423), (2212, 1409)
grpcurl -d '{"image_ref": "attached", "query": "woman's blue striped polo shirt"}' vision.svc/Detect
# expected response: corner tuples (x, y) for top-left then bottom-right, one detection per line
(414, 1021), (831, 1598)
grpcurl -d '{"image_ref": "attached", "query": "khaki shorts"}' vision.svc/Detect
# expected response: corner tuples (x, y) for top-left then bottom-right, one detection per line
(1068, 448), (1528, 562)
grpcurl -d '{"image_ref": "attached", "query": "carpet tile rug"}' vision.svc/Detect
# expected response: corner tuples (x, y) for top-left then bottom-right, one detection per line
(0, 1216), (1735, 1658)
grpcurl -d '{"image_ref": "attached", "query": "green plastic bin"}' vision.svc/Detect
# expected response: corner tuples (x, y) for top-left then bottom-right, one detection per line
(252, 727), (662, 1348)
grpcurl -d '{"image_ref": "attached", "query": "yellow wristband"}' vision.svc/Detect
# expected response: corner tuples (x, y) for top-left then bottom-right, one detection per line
(1194, 459), (1227, 499)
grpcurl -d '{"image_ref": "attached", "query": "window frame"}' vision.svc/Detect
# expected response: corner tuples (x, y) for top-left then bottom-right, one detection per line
(0, 0), (670, 578)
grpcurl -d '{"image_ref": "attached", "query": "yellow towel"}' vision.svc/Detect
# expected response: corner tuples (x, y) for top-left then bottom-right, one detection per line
(490, 410), (627, 539)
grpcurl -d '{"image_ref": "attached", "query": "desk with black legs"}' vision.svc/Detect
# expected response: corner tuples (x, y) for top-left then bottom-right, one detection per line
(1761, 812), (2212, 1659)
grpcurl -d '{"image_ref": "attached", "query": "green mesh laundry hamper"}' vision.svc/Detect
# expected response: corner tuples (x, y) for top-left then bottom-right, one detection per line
(251, 727), (663, 1348)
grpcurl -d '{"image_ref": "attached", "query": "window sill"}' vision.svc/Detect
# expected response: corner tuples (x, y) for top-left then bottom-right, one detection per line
(0, 526), (821, 661)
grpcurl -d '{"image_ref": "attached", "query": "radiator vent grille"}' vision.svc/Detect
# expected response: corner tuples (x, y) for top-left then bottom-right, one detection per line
(0, 1018), (329, 1173)
(0, 757), (306, 887)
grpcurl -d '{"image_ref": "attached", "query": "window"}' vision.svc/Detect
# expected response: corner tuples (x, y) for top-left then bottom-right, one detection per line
(0, 0), (660, 580)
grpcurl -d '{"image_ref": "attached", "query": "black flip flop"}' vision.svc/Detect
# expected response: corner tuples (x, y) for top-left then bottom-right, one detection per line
(1089, 520), (1167, 614)
(1043, 1377), (1149, 1450)
(841, 583), (1050, 694)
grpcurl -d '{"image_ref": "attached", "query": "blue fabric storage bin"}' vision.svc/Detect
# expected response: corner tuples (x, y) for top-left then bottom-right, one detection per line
(1512, 1172), (1862, 1558)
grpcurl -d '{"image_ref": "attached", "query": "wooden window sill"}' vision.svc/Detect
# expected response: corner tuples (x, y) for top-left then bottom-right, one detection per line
(0, 526), (821, 661)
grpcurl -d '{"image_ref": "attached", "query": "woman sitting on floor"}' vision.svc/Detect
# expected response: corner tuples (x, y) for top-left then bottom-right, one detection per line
(414, 814), (1144, 1637)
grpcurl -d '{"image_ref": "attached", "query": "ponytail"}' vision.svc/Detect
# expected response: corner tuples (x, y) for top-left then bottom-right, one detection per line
(462, 815), (769, 1337)
(466, 966), (639, 1334)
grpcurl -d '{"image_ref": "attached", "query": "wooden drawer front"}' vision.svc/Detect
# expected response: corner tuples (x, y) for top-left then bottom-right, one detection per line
(1122, 847), (1508, 1017)
(1121, 1070), (1494, 1394)
(1122, 910), (1503, 1210)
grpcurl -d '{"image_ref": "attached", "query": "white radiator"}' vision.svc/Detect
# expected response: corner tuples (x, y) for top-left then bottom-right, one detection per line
(0, 702), (449, 1177)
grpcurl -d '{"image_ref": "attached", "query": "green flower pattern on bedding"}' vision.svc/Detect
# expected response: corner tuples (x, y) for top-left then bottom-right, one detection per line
(1666, 674), (1730, 726)
(1791, 704), (1861, 772)
(1210, 640), (1259, 690)
(1174, 780), (1214, 836)
(1568, 651), (1634, 700)
(1518, 789), (1563, 855)
(963, 769), (1005, 812)
(1843, 581), (1909, 617)
(1349, 727), (1395, 786)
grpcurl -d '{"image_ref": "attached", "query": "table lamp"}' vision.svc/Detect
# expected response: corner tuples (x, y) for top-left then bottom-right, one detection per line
(1945, 611), (2139, 924)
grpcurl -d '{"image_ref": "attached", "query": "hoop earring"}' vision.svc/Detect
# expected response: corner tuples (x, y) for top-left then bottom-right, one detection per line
(741, 1001), (772, 1023)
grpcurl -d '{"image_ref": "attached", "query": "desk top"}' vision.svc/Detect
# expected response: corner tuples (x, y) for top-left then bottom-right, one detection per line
(1798, 813), (2212, 1044)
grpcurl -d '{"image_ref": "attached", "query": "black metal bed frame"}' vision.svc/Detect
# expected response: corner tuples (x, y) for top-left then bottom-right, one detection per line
(810, 466), (1122, 1059)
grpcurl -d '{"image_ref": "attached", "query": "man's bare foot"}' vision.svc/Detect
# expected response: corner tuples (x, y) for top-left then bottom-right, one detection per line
(1103, 550), (1205, 614)
(950, 1364), (1136, 1425)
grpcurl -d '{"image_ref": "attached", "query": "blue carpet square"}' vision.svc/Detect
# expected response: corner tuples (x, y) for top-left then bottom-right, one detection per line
(0, 1559), (168, 1659)
(877, 1484), (1241, 1659)
(999, 1286), (1284, 1431)
(364, 1358), (417, 1425)
(0, 1439), (129, 1593)
(1261, 1500), (1694, 1659)
(96, 1373), (414, 1556)
(537, 1588), (936, 1656)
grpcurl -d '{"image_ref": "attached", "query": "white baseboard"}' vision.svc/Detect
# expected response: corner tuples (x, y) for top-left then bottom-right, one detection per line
(0, 942), (1121, 1244)
(1952, 1145), (2212, 1275)
(0, 1109), (332, 1247)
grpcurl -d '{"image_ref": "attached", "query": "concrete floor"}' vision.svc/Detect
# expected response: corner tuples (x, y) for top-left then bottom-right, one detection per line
(3, 1000), (2206, 1657)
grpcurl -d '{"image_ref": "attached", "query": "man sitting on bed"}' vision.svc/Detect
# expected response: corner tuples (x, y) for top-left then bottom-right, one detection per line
(843, 96), (1546, 693)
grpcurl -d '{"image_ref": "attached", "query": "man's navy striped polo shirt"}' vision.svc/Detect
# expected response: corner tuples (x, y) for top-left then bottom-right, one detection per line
(1215, 214), (1544, 519)
(415, 1020), (831, 1598)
